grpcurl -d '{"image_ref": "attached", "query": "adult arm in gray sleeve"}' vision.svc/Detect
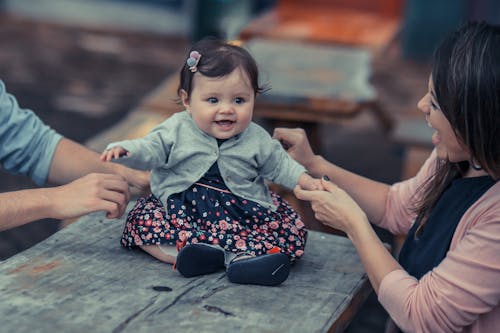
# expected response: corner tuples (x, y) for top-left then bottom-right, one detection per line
(0, 80), (62, 185)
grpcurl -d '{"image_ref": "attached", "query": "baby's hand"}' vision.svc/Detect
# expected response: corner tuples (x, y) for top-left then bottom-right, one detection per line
(298, 173), (324, 191)
(100, 146), (130, 162)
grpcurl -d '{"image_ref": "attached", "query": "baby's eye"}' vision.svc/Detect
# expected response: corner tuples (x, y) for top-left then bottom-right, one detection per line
(207, 97), (218, 104)
(234, 97), (245, 104)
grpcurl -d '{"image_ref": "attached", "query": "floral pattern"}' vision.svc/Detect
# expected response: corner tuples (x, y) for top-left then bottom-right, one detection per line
(121, 178), (307, 261)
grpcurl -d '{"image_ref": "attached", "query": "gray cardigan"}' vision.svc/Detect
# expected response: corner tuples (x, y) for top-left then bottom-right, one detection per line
(107, 111), (306, 212)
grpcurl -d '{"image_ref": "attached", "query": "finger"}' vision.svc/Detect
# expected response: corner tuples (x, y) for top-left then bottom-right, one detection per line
(272, 127), (285, 140)
(100, 201), (121, 219)
(100, 151), (107, 161)
(105, 151), (114, 162)
(293, 185), (314, 201)
(113, 149), (122, 160)
(320, 177), (337, 193)
(102, 178), (131, 202)
(100, 190), (128, 216)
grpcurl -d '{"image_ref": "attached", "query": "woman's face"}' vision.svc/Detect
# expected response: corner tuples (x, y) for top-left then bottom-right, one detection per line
(418, 76), (470, 163)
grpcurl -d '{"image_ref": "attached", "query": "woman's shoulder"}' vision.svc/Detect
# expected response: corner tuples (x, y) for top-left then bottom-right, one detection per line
(474, 180), (500, 213)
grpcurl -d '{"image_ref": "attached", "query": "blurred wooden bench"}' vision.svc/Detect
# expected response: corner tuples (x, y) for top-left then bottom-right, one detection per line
(240, 0), (403, 51)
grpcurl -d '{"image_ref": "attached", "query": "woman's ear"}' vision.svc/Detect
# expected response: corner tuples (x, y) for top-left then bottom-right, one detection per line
(179, 89), (190, 111)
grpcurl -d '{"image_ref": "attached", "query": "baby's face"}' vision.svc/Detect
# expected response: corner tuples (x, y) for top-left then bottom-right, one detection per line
(182, 67), (255, 140)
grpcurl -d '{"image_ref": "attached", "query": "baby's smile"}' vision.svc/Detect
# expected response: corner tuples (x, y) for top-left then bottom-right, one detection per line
(215, 119), (235, 127)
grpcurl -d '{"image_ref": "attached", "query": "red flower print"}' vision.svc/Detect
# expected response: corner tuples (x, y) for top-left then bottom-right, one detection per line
(134, 235), (143, 245)
(219, 220), (229, 230)
(269, 221), (279, 229)
(235, 239), (247, 250)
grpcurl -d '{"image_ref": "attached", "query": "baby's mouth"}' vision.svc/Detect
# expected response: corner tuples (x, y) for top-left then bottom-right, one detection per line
(215, 120), (235, 126)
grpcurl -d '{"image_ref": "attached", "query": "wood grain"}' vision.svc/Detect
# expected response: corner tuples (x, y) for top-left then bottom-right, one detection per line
(0, 205), (370, 333)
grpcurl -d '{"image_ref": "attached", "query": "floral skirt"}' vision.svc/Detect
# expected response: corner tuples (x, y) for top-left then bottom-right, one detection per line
(121, 180), (308, 261)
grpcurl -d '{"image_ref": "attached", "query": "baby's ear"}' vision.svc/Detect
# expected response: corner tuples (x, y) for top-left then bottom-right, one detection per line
(179, 89), (190, 110)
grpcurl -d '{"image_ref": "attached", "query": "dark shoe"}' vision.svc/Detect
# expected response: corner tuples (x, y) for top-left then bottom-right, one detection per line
(226, 253), (290, 286)
(176, 244), (225, 277)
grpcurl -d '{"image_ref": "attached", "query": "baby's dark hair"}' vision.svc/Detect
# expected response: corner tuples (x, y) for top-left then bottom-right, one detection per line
(177, 37), (267, 99)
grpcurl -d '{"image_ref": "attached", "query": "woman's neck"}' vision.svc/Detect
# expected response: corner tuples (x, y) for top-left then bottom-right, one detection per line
(464, 167), (490, 178)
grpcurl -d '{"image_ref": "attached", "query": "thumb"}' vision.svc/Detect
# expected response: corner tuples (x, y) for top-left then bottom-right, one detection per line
(293, 184), (311, 201)
(321, 176), (337, 193)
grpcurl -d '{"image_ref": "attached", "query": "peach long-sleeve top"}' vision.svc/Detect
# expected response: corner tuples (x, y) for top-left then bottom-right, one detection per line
(376, 150), (500, 333)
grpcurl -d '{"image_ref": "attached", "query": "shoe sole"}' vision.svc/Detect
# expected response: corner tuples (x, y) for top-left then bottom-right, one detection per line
(176, 244), (225, 278)
(226, 253), (290, 286)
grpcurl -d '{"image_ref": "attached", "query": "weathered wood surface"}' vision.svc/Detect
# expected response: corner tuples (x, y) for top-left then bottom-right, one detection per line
(0, 205), (370, 333)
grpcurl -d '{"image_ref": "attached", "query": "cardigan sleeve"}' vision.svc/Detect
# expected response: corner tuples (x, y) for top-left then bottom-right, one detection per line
(378, 195), (500, 332)
(105, 116), (177, 170)
(256, 126), (306, 190)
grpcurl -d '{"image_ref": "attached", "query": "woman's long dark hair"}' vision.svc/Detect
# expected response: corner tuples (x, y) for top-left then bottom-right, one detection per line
(412, 22), (500, 236)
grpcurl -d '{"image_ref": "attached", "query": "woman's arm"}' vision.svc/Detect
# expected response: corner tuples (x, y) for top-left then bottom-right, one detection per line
(294, 178), (401, 292)
(273, 127), (390, 224)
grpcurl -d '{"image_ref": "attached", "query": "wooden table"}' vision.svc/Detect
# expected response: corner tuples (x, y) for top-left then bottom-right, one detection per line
(0, 205), (371, 333)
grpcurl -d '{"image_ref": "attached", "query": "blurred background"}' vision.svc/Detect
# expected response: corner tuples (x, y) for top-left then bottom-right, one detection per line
(1, 0), (499, 331)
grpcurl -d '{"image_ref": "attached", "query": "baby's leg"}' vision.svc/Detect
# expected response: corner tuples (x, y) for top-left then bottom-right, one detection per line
(140, 245), (177, 264)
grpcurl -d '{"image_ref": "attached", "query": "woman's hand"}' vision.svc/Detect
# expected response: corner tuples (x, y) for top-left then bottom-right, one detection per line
(273, 128), (316, 168)
(294, 178), (369, 236)
(297, 173), (323, 191)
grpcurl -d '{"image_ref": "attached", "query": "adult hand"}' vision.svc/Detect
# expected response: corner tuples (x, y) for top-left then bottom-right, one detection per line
(118, 167), (151, 194)
(294, 178), (369, 236)
(48, 173), (130, 220)
(273, 128), (316, 168)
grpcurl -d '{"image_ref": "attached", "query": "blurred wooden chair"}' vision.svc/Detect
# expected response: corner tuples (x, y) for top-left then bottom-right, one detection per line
(239, 0), (403, 51)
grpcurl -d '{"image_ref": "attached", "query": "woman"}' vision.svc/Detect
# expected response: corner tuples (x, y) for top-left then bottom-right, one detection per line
(273, 22), (499, 332)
